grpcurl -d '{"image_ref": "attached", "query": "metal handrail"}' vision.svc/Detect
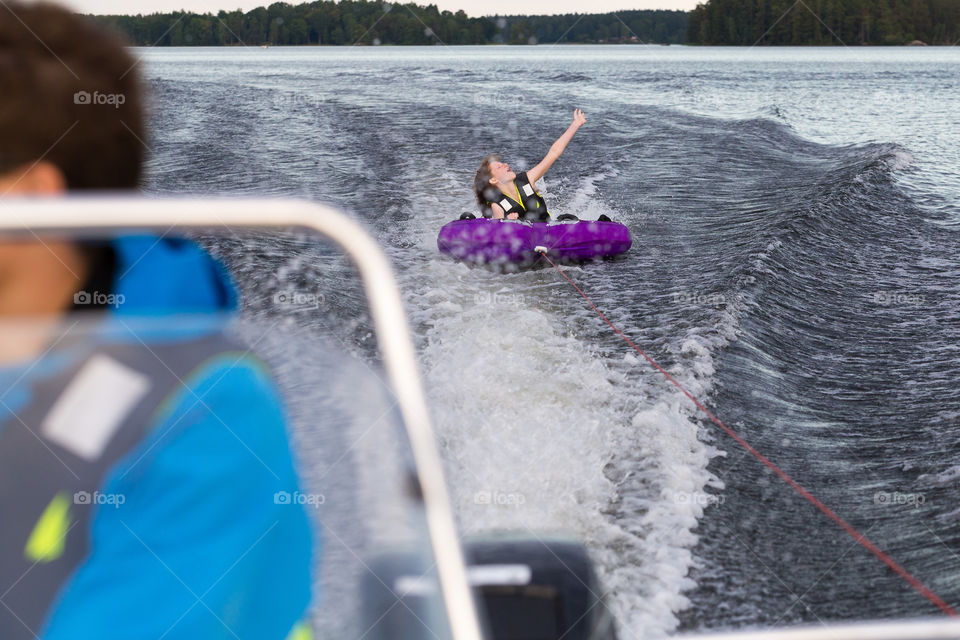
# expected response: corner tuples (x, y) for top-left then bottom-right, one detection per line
(0, 196), (483, 640)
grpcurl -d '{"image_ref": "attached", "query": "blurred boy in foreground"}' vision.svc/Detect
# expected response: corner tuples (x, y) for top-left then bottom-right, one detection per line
(0, 3), (314, 638)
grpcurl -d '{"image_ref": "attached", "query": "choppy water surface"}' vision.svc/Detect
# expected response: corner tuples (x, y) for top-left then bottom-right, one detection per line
(141, 45), (960, 637)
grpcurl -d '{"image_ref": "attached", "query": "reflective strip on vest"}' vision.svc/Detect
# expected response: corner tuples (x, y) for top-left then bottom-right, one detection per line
(24, 492), (72, 564)
(41, 355), (151, 462)
(286, 620), (314, 640)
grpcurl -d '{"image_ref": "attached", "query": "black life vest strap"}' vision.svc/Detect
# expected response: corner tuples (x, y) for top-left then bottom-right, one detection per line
(493, 187), (524, 217)
(489, 173), (549, 222)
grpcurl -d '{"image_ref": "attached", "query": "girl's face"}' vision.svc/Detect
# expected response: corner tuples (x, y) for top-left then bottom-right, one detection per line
(488, 159), (516, 185)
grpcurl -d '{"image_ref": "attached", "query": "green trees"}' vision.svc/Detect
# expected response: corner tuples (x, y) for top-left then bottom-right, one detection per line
(687, 0), (960, 45)
(89, 1), (688, 46)
(88, 0), (960, 46)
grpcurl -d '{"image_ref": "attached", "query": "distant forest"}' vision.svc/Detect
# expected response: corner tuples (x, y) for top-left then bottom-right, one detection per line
(89, 1), (689, 46)
(687, 0), (960, 45)
(90, 0), (960, 47)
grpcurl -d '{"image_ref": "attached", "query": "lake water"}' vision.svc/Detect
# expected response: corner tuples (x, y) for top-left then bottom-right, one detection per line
(140, 44), (960, 637)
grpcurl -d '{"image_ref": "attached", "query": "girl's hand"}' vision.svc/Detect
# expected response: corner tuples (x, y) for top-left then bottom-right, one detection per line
(527, 108), (587, 184)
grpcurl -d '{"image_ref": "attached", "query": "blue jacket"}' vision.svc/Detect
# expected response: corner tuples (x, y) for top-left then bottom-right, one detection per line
(0, 237), (314, 640)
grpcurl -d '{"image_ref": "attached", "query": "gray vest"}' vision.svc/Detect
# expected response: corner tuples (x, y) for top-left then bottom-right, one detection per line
(0, 332), (248, 639)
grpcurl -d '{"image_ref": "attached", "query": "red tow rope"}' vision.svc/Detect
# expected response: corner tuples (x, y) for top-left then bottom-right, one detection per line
(537, 251), (957, 617)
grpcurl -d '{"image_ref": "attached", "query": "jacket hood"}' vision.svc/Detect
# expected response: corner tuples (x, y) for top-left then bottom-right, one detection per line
(110, 235), (238, 316)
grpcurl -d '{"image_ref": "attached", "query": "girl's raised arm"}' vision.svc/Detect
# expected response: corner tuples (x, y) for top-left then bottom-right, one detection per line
(526, 108), (586, 185)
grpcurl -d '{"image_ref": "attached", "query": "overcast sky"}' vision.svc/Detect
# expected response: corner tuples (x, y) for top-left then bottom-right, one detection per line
(59, 0), (699, 17)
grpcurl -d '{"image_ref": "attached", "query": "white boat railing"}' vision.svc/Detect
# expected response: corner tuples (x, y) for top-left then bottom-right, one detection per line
(0, 196), (484, 640)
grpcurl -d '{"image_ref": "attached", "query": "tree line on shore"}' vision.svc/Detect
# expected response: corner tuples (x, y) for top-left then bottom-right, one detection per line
(687, 0), (960, 45)
(90, 1), (688, 46)
(89, 0), (960, 47)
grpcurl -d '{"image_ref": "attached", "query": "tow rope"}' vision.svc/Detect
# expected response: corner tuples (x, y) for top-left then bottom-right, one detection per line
(536, 250), (957, 617)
